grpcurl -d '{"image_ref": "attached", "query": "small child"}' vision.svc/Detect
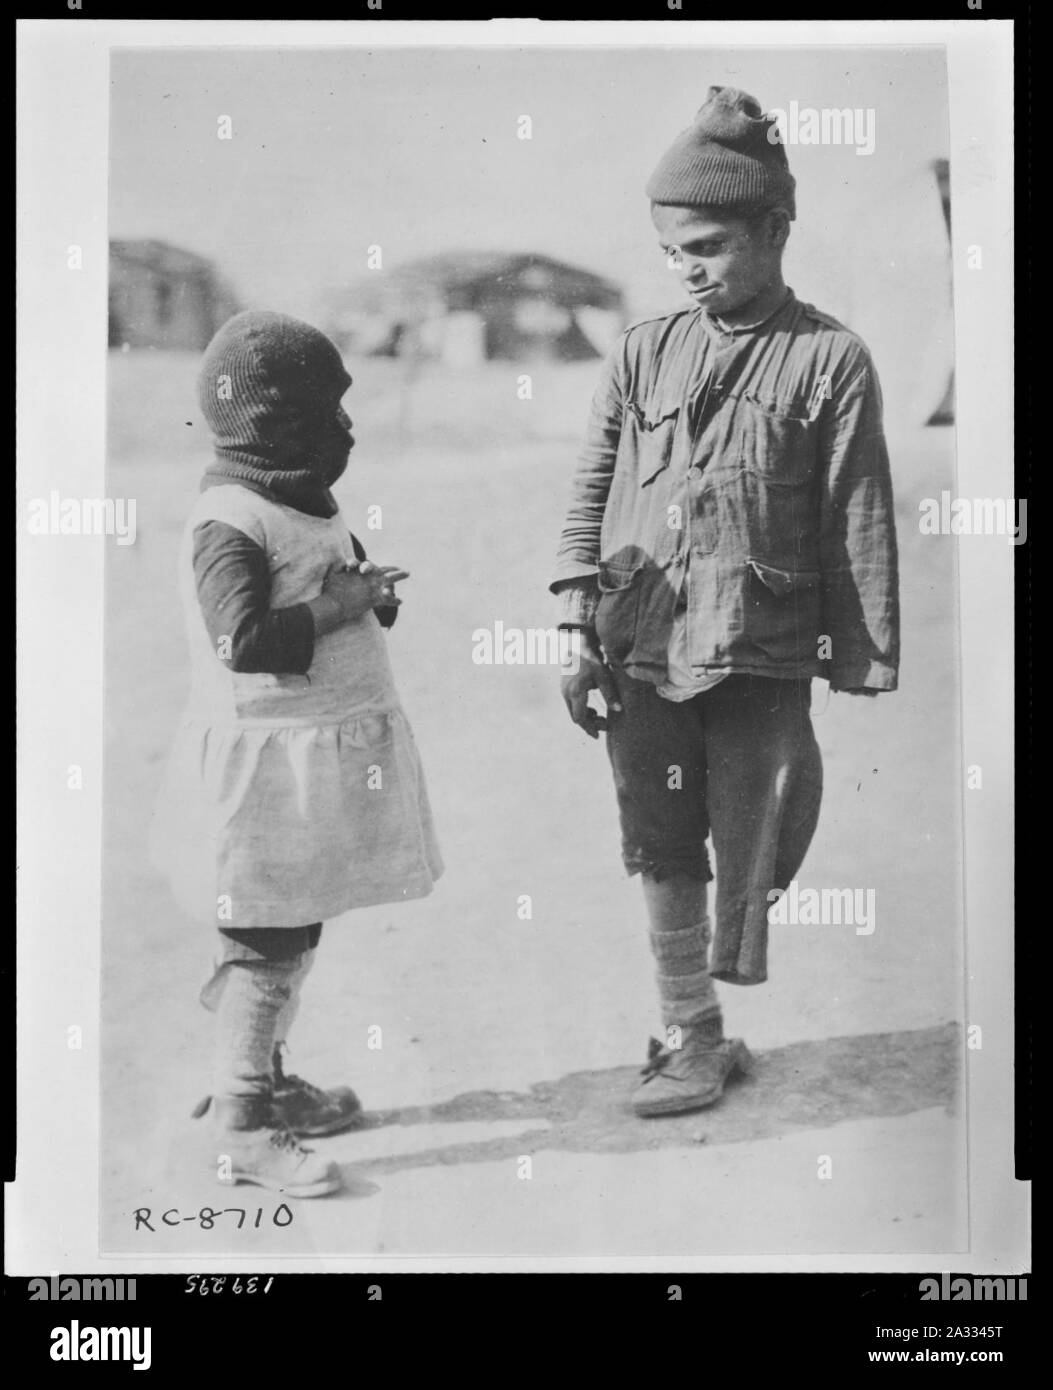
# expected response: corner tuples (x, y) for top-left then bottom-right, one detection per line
(151, 310), (443, 1198)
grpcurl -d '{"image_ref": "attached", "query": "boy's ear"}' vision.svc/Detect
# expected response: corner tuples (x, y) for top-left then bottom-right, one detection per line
(766, 207), (792, 247)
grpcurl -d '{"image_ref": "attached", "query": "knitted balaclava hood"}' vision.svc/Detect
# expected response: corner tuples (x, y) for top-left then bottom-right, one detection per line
(197, 310), (354, 518)
(646, 86), (796, 219)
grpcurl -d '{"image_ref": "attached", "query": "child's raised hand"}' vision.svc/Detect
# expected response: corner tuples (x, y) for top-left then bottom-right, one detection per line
(354, 559), (410, 611)
(320, 559), (410, 625)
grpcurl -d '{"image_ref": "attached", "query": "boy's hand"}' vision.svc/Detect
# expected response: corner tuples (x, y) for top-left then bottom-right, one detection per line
(560, 631), (622, 739)
(322, 560), (409, 624)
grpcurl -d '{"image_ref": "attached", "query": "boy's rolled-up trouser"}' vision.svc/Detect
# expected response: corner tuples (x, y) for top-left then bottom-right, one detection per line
(605, 668), (822, 986)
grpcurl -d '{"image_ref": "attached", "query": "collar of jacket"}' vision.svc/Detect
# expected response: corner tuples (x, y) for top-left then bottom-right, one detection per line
(700, 286), (797, 340)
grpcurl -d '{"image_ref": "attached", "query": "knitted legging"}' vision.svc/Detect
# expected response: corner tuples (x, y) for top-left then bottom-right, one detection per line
(201, 926), (321, 1100)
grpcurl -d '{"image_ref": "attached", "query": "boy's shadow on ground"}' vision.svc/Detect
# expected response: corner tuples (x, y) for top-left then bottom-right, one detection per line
(335, 1022), (959, 1189)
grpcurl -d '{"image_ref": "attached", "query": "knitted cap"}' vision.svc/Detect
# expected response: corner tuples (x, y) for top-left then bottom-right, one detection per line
(197, 310), (354, 515)
(646, 86), (796, 219)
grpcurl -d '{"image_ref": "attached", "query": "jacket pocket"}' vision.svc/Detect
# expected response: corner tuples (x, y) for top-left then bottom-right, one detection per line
(743, 558), (821, 663)
(624, 401), (679, 486)
(737, 391), (818, 487)
(595, 560), (643, 663)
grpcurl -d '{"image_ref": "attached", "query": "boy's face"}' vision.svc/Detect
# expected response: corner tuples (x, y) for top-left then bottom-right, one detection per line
(652, 203), (786, 317)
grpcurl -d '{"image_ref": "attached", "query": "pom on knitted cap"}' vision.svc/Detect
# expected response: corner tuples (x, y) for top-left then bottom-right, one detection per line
(646, 86), (796, 219)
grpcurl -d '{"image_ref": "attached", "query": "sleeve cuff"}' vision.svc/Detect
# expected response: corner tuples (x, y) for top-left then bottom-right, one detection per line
(829, 659), (898, 692)
(555, 579), (601, 628)
(549, 560), (600, 594)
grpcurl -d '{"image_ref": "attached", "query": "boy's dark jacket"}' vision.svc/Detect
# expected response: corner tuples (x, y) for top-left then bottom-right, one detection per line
(552, 292), (900, 692)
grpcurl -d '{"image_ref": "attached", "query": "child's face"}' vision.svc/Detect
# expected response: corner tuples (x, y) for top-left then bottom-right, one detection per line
(652, 203), (786, 317)
(304, 398), (355, 487)
(317, 400), (354, 485)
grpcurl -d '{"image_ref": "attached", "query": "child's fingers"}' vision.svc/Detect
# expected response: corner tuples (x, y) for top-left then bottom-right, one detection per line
(373, 583), (405, 603)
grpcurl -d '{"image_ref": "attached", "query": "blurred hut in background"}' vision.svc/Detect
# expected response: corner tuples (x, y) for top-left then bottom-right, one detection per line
(325, 251), (626, 368)
(109, 240), (240, 351)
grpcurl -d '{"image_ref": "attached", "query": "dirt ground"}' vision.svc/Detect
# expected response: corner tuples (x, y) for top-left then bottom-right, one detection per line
(101, 349), (966, 1258)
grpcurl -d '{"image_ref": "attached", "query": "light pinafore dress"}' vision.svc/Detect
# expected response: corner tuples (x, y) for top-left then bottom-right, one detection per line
(150, 485), (443, 928)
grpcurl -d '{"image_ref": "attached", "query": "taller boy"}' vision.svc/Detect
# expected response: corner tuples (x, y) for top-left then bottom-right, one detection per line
(553, 88), (899, 1116)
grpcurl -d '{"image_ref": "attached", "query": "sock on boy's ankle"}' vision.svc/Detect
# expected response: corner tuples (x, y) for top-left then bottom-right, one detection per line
(649, 917), (724, 1042)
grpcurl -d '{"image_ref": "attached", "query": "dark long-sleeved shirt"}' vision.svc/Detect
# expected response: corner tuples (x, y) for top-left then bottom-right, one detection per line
(192, 522), (397, 675)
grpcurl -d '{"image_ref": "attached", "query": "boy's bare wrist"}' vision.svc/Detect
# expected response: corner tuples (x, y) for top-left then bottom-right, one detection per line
(580, 633), (605, 663)
(558, 623), (603, 664)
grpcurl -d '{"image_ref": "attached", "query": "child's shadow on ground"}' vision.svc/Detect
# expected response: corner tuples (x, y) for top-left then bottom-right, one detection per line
(334, 1022), (959, 1188)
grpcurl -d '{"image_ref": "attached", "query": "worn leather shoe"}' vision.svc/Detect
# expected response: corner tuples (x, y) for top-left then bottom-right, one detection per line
(272, 1045), (362, 1138)
(632, 1035), (753, 1117)
(195, 1093), (343, 1198)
